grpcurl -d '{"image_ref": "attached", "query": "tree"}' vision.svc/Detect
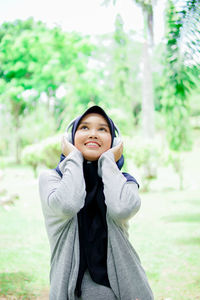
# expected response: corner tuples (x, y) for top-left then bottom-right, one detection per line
(0, 19), (94, 162)
(110, 14), (137, 129)
(161, 0), (200, 189)
(113, 14), (130, 105)
(103, 0), (156, 140)
(135, 0), (155, 140)
(162, 0), (200, 152)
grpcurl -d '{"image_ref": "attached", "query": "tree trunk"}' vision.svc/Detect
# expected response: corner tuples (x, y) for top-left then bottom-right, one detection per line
(141, 7), (155, 140)
(10, 101), (22, 164)
(15, 126), (21, 164)
(141, 39), (154, 140)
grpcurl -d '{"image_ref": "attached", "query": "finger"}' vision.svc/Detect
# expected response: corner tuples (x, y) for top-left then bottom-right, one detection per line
(114, 141), (123, 150)
(118, 141), (123, 152)
(118, 141), (123, 148)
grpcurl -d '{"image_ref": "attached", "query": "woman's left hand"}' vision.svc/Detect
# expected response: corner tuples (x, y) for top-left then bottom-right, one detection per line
(110, 141), (123, 162)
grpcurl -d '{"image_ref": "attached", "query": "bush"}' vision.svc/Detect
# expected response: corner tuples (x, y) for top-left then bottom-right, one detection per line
(22, 135), (61, 176)
(124, 136), (161, 192)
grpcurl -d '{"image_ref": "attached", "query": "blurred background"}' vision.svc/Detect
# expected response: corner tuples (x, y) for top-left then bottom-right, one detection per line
(0, 0), (200, 299)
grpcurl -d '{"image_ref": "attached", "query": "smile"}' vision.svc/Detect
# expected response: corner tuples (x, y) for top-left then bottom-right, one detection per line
(85, 142), (101, 147)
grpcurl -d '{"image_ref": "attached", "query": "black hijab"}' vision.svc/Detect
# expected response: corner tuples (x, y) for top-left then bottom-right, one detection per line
(55, 106), (139, 297)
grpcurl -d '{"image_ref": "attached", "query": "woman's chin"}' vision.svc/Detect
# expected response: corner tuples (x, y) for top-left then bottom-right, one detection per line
(82, 152), (101, 161)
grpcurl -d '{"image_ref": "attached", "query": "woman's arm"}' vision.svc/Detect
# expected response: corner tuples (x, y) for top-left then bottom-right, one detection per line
(39, 149), (86, 219)
(98, 151), (141, 221)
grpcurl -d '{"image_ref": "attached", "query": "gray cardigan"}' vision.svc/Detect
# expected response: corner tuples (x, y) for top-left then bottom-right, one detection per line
(39, 150), (154, 300)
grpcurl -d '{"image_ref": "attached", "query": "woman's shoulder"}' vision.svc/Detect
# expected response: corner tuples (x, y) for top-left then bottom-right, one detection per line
(122, 172), (139, 188)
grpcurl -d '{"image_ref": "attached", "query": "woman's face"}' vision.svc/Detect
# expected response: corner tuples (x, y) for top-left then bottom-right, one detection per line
(74, 113), (112, 161)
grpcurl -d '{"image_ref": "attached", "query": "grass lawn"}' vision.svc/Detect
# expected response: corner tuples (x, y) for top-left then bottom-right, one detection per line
(0, 166), (50, 299)
(129, 189), (200, 300)
(0, 163), (200, 299)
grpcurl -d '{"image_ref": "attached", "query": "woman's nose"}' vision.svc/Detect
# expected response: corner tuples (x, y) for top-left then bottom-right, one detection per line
(88, 129), (98, 138)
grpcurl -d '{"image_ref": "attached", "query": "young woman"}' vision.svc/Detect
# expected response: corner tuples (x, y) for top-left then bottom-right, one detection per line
(39, 105), (154, 300)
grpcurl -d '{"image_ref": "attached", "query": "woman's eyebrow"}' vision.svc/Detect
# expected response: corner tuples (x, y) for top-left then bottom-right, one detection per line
(79, 121), (89, 125)
(80, 121), (109, 127)
(99, 123), (109, 127)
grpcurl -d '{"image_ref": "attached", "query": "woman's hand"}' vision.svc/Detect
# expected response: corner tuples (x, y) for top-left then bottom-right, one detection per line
(110, 141), (123, 162)
(61, 134), (77, 157)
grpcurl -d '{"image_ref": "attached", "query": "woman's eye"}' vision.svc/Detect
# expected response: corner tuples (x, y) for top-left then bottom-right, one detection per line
(80, 126), (88, 130)
(99, 127), (107, 132)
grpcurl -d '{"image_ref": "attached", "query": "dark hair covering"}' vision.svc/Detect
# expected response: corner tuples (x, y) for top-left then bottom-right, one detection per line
(55, 106), (139, 297)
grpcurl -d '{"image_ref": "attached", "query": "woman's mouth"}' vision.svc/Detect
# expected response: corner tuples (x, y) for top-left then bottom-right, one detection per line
(85, 141), (100, 148)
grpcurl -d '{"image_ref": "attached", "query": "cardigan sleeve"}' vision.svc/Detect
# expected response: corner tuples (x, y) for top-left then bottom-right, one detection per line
(39, 149), (86, 219)
(98, 151), (141, 221)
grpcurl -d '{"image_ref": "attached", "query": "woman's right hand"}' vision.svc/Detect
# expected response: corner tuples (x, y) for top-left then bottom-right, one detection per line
(61, 134), (77, 157)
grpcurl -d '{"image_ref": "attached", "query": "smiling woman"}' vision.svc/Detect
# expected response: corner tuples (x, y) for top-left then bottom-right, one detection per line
(38, 105), (154, 300)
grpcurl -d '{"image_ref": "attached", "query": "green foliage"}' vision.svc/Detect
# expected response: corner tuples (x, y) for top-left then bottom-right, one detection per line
(113, 14), (130, 105)
(179, 0), (200, 67)
(0, 19), (94, 161)
(133, 146), (158, 192)
(20, 105), (57, 147)
(125, 136), (160, 192)
(107, 107), (135, 136)
(22, 135), (61, 176)
(0, 19), (93, 94)
(103, 15), (142, 130)
(161, 0), (198, 152)
(1, 2), (199, 171)
(164, 150), (184, 190)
